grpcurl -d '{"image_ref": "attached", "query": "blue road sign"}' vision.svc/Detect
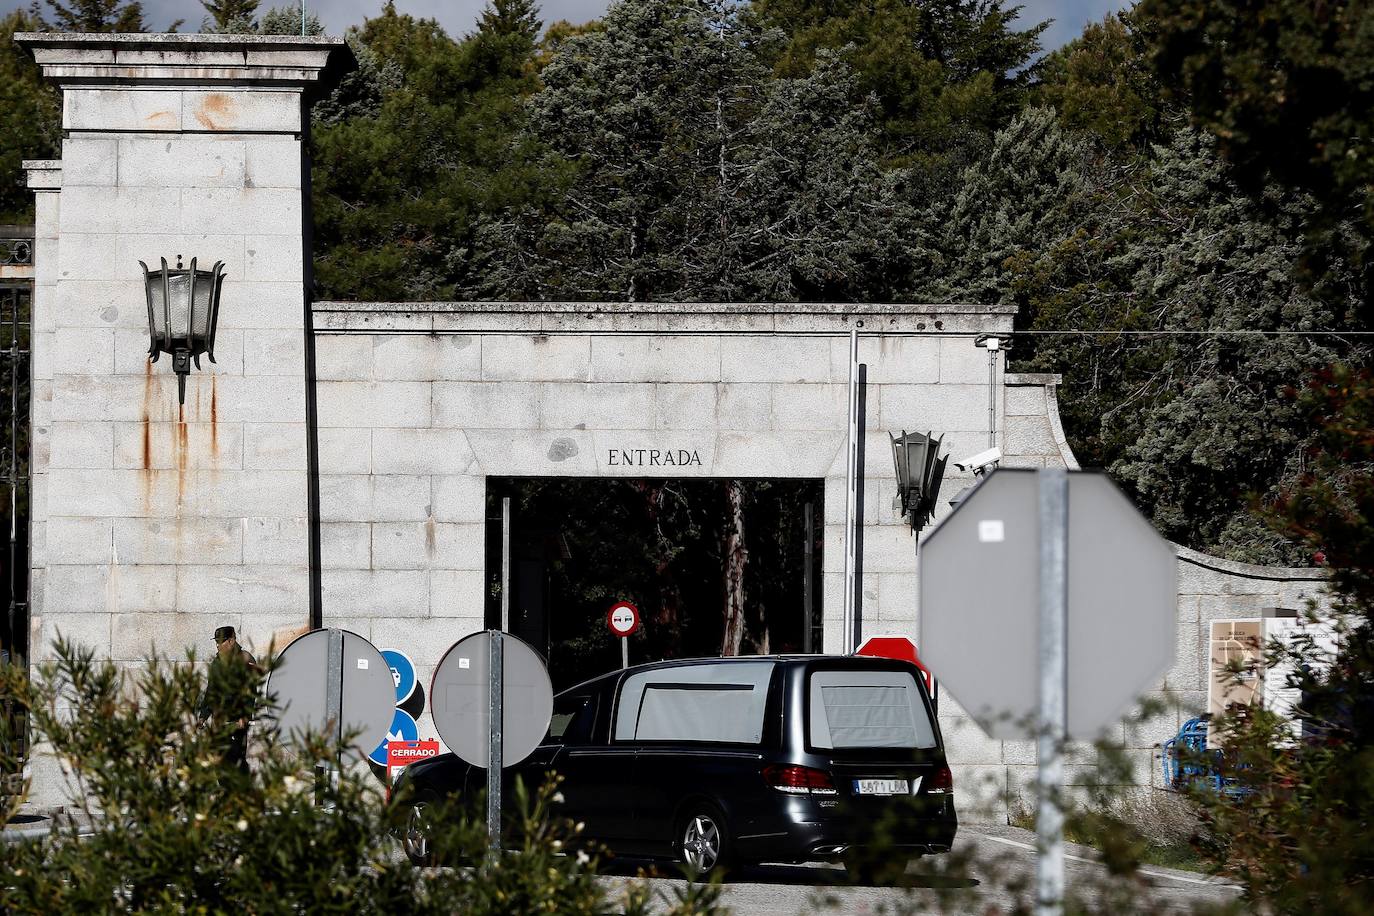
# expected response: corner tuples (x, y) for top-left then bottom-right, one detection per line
(368, 707), (420, 766)
(382, 648), (417, 705)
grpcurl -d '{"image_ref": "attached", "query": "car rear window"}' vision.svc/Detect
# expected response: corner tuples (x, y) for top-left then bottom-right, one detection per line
(808, 669), (937, 749)
(615, 662), (773, 744)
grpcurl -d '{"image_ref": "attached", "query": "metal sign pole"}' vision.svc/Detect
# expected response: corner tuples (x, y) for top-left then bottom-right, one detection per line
(487, 630), (504, 852)
(842, 327), (859, 652)
(621, 637), (628, 670)
(320, 627), (343, 808)
(1036, 469), (1068, 916)
(803, 501), (814, 654)
(501, 497), (511, 632)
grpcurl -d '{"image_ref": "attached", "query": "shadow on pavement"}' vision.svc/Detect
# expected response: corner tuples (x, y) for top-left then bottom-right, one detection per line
(599, 857), (979, 889)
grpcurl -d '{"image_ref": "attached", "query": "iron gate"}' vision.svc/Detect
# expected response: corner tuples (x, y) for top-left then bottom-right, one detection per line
(1, 226), (32, 671)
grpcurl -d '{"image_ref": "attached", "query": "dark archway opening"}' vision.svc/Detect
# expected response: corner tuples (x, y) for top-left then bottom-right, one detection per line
(484, 478), (823, 691)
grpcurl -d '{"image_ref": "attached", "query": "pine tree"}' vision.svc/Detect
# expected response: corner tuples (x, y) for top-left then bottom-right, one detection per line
(309, 2), (544, 300)
(200, 0), (259, 33)
(0, 10), (60, 223)
(35, 0), (148, 32)
(477, 0), (540, 42)
(748, 0), (1046, 167)
(469, 0), (908, 303)
(257, 4), (322, 35)
(1035, 11), (1165, 150)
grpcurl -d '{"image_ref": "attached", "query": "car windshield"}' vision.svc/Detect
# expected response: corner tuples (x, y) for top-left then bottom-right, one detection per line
(808, 669), (937, 749)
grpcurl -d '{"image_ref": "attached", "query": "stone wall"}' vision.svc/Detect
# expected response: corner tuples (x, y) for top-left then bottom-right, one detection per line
(306, 303), (1332, 823)
(310, 301), (1018, 758)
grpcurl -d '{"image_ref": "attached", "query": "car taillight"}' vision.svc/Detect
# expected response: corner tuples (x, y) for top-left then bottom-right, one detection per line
(927, 763), (954, 794)
(763, 764), (838, 796)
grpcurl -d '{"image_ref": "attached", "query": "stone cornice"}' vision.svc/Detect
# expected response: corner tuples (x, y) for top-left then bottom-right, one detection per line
(22, 160), (62, 191)
(16, 33), (353, 92)
(311, 300), (1018, 335)
(313, 300), (1017, 315)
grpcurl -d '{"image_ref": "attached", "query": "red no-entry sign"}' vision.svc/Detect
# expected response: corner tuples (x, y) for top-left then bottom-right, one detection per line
(856, 634), (936, 696)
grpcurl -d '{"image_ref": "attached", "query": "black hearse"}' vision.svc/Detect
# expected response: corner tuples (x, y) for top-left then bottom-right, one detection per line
(396, 655), (956, 873)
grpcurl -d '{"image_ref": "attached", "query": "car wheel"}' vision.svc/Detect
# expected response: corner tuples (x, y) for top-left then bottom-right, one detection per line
(677, 802), (732, 876)
(402, 794), (437, 866)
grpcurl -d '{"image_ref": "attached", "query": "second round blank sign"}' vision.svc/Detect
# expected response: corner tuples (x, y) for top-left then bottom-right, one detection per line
(430, 631), (554, 769)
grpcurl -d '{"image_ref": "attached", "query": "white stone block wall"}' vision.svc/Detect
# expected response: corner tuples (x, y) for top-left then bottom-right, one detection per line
(310, 304), (1019, 754)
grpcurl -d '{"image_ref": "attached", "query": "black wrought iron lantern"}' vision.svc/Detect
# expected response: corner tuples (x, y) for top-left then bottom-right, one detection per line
(891, 429), (946, 531)
(139, 256), (225, 404)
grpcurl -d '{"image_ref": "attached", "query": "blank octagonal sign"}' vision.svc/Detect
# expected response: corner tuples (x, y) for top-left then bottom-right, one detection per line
(919, 469), (1177, 739)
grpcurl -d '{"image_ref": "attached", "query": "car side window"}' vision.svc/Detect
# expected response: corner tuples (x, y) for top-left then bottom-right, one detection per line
(613, 662), (774, 744)
(548, 694), (597, 745)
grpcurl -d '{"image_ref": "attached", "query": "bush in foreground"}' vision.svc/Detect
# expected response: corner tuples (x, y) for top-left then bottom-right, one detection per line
(0, 640), (724, 915)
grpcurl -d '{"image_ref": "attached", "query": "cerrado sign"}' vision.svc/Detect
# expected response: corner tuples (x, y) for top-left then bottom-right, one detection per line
(607, 448), (703, 468)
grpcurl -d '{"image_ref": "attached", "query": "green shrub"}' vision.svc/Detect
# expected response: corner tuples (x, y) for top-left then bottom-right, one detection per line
(0, 639), (727, 915)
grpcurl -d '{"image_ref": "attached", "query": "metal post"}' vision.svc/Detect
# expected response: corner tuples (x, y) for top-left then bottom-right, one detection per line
(842, 328), (859, 653)
(487, 630), (504, 852)
(986, 337), (1000, 449)
(501, 497), (511, 632)
(621, 637), (628, 670)
(320, 627), (343, 809)
(802, 501), (814, 654)
(1036, 469), (1068, 916)
(300, 0), (306, 36)
(324, 628), (343, 747)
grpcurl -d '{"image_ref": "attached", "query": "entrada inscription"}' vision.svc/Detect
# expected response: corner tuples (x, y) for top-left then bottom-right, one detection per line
(607, 448), (703, 467)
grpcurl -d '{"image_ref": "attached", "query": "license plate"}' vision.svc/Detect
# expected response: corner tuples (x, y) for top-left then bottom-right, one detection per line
(853, 778), (911, 796)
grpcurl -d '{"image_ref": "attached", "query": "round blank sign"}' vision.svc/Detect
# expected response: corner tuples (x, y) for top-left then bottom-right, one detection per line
(265, 628), (397, 760)
(430, 631), (554, 769)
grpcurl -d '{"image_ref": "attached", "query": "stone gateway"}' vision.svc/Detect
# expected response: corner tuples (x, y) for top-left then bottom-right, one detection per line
(16, 33), (1329, 820)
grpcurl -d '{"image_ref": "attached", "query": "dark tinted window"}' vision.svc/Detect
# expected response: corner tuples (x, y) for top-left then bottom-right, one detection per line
(808, 669), (936, 749)
(548, 694), (597, 744)
(615, 662), (773, 744)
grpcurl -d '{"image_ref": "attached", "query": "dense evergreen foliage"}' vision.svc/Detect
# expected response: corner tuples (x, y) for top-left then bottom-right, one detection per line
(2, 0), (1369, 563)
(199, 0), (258, 32)
(1142, 0), (1374, 237)
(32, 0), (151, 32)
(0, 11), (59, 224)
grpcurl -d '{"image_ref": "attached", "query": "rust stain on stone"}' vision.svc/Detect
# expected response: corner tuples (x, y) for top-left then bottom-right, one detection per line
(425, 516), (437, 557)
(142, 360), (154, 468)
(141, 360), (155, 511)
(143, 110), (177, 130)
(210, 376), (219, 458)
(193, 93), (234, 131)
(177, 415), (188, 507)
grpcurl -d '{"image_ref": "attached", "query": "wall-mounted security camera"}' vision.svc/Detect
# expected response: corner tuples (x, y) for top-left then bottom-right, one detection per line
(953, 446), (1002, 475)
